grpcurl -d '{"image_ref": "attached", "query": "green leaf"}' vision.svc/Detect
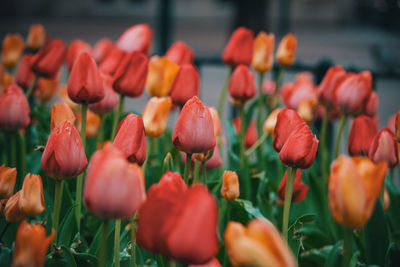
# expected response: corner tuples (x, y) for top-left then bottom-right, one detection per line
(73, 252), (98, 267)
(230, 199), (264, 225)
(287, 214), (316, 257)
(0, 246), (11, 266)
(300, 245), (334, 266)
(324, 241), (342, 267)
(45, 246), (77, 267)
(385, 242), (400, 267)
(58, 206), (77, 247)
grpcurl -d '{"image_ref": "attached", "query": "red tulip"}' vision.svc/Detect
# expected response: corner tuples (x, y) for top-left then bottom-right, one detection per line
(204, 146), (222, 171)
(277, 169), (308, 204)
(116, 24), (153, 55)
(369, 128), (398, 168)
(166, 41), (194, 66)
(347, 115), (377, 156)
(99, 47), (127, 76)
(273, 108), (304, 152)
(222, 27), (254, 67)
(31, 39), (66, 78)
(67, 52), (104, 104)
(228, 64), (256, 102)
(317, 65), (346, 107)
(41, 120), (88, 179)
(66, 40), (92, 71)
(170, 64), (200, 106)
(172, 96), (216, 154)
(232, 117), (258, 148)
(387, 114), (396, 134)
(363, 91), (378, 117)
(263, 78), (276, 94)
(188, 258), (221, 267)
(113, 113), (147, 165)
(93, 38), (114, 64)
(0, 84), (30, 131)
(113, 51), (148, 97)
(89, 74), (119, 114)
(84, 145), (145, 220)
(281, 73), (317, 110)
(16, 54), (35, 89)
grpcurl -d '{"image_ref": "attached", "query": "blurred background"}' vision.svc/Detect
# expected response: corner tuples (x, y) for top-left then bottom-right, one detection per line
(1, 0), (400, 128)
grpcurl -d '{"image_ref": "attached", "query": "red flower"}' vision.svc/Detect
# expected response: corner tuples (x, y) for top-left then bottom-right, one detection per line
(67, 52), (104, 104)
(228, 64), (256, 102)
(93, 38), (114, 64)
(272, 108), (304, 152)
(113, 51), (148, 97)
(0, 84), (30, 131)
(169, 64), (200, 106)
(172, 96), (216, 154)
(165, 41), (194, 66)
(232, 117), (258, 148)
(277, 169), (308, 204)
(204, 146), (222, 171)
(66, 40), (92, 71)
(281, 73), (317, 110)
(222, 27), (254, 67)
(348, 115), (377, 156)
(369, 128), (399, 168)
(89, 74), (119, 114)
(188, 258), (221, 267)
(16, 54), (35, 89)
(363, 91), (378, 117)
(99, 47), (127, 76)
(317, 65), (346, 107)
(31, 39), (66, 78)
(116, 24), (153, 55)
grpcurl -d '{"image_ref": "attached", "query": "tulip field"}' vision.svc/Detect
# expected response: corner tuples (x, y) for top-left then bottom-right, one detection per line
(1, 23), (400, 267)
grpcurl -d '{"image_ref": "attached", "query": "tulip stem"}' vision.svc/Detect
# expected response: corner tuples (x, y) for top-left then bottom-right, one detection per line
(334, 114), (347, 158)
(10, 132), (17, 168)
(96, 114), (106, 149)
(239, 104), (246, 169)
(193, 159), (200, 182)
(320, 110), (329, 182)
(275, 66), (284, 89)
(217, 67), (233, 118)
(184, 153), (192, 184)
(52, 180), (64, 247)
(25, 74), (39, 99)
(99, 221), (108, 267)
(202, 162), (207, 185)
(342, 228), (353, 267)
(245, 133), (267, 157)
(256, 72), (265, 169)
(282, 166), (296, 243)
(130, 214), (137, 267)
(114, 219), (121, 267)
(111, 94), (125, 141)
(17, 131), (26, 190)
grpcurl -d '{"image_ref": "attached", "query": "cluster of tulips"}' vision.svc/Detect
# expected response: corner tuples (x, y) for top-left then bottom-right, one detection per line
(0, 22), (399, 267)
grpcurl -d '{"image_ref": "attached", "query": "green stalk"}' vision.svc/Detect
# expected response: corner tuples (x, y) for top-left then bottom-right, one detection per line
(99, 221), (108, 267)
(184, 153), (192, 184)
(320, 110), (329, 182)
(52, 180), (64, 247)
(130, 215), (137, 267)
(342, 228), (353, 267)
(334, 114), (347, 158)
(96, 114), (105, 149)
(111, 94), (125, 141)
(17, 131), (26, 190)
(245, 133), (267, 157)
(114, 219), (121, 267)
(223, 200), (231, 267)
(10, 132), (17, 168)
(202, 162), (207, 185)
(217, 67), (233, 118)
(239, 104), (246, 169)
(25, 74), (39, 99)
(275, 66), (284, 89)
(193, 160), (200, 182)
(256, 72), (265, 169)
(282, 167), (296, 243)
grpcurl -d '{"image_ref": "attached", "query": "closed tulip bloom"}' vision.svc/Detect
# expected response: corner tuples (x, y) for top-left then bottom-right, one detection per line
(166, 41), (194, 66)
(31, 39), (66, 78)
(16, 54), (35, 89)
(19, 174), (45, 216)
(84, 145), (146, 220)
(276, 34), (297, 67)
(142, 96), (172, 137)
(363, 91), (378, 117)
(317, 65), (346, 107)
(2, 34), (25, 69)
(224, 219), (297, 267)
(0, 84), (30, 131)
(170, 64), (200, 106)
(297, 99), (317, 123)
(232, 117), (258, 148)
(113, 113), (147, 165)
(116, 24), (153, 55)
(251, 32), (275, 73)
(0, 65), (14, 92)
(67, 52), (104, 104)
(228, 64), (256, 102)
(26, 24), (46, 51)
(369, 128), (399, 167)
(41, 120), (88, 179)
(347, 115), (377, 156)
(77, 109), (101, 138)
(66, 39), (92, 71)
(222, 27), (254, 67)
(113, 51), (148, 97)
(89, 74), (119, 114)
(93, 38), (114, 64)
(277, 169), (308, 204)
(34, 76), (58, 103)
(146, 56), (180, 97)
(50, 103), (76, 130)
(273, 108), (305, 152)
(99, 47), (127, 75)
(173, 96), (216, 154)
(188, 258), (221, 267)
(207, 107), (221, 137)
(263, 108), (281, 136)
(11, 221), (55, 267)
(0, 165), (16, 199)
(328, 156), (387, 229)
(221, 171), (240, 201)
(281, 73), (317, 110)
(4, 191), (24, 223)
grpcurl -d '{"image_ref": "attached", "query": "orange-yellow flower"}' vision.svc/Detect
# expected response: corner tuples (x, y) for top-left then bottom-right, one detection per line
(297, 98), (317, 123)
(276, 34), (297, 67)
(2, 34), (25, 69)
(0, 165), (17, 199)
(26, 24), (46, 51)
(34, 76), (59, 103)
(146, 56), (179, 97)
(221, 171), (240, 201)
(251, 32), (275, 73)
(50, 103), (76, 131)
(77, 109), (101, 138)
(4, 191), (24, 223)
(263, 108), (281, 136)
(19, 174), (45, 217)
(142, 96), (172, 137)
(57, 85), (79, 110)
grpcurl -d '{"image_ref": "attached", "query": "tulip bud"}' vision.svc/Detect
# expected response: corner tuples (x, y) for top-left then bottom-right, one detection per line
(369, 128), (399, 167)
(232, 117), (258, 148)
(16, 54), (35, 89)
(224, 219), (297, 267)
(142, 96), (172, 137)
(173, 96), (216, 154)
(89, 74), (119, 115)
(165, 41), (194, 66)
(228, 65), (256, 102)
(99, 47), (127, 75)
(276, 34), (297, 67)
(34, 76), (58, 103)
(207, 107), (221, 137)
(0, 65), (13, 92)
(363, 91), (378, 117)
(2, 34), (25, 69)
(277, 169), (308, 204)
(263, 108), (281, 136)
(12, 221), (55, 267)
(116, 24), (153, 55)
(50, 103), (76, 130)
(93, 38), (114, 64)
(169, 64), (200, 107)
(328, 155), (387, 229)
(4, 191), (24, 223)
(31, 39), (66, 78)
(273, 108), (304, 151)
(297, 99), (317, 123)
(317, 65), (346, 107)
(66, 39), (92, 71)
(222, 27), (254, 67)
(146, 56), (180, 97)
(347, 115), (377, 156)
(221, 171), (240, 201)
(19, 174), (45, 216)
(0, 84), (30, 131)
(26, 24), (46, 51)
(396, 109), (400, 143)
(113, 51), (148, 97)
(188, 258), (221, 267)
(113, 113), (147, 165)
(0, 165), (17, 199)
(251, 32), (275, 73)
(84, 145), (146, 220)
(41, 120), (88, 179)
(77, 109), (101, 138)
(282, 74), (317, 110)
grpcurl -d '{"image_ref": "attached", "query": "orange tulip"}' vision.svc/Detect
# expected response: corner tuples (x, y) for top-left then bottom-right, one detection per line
(57, 85), (79, 110)
(19, 174), (45, 216)
(77, 109), (101, 138)
(221, 171), (240, 201)
(50, 103), (76, 130)
(0, 165), (16, 199)
(251, 32), (275, 73)
(3, 191), (24, 223)
(34, 76), (58, 103)
(146, 56), (180, 97)
(142, 96), (172, 137)
(328, 155), (387, 229)
(276, 34), (297, 67)
(224, 218), (297, 267)
(26, 24), (46, 51)
(263, 108), (281, 136)
(297, 98), (317, 123)
(2, 33), (25, 69)
(12, 221), (55, 267)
